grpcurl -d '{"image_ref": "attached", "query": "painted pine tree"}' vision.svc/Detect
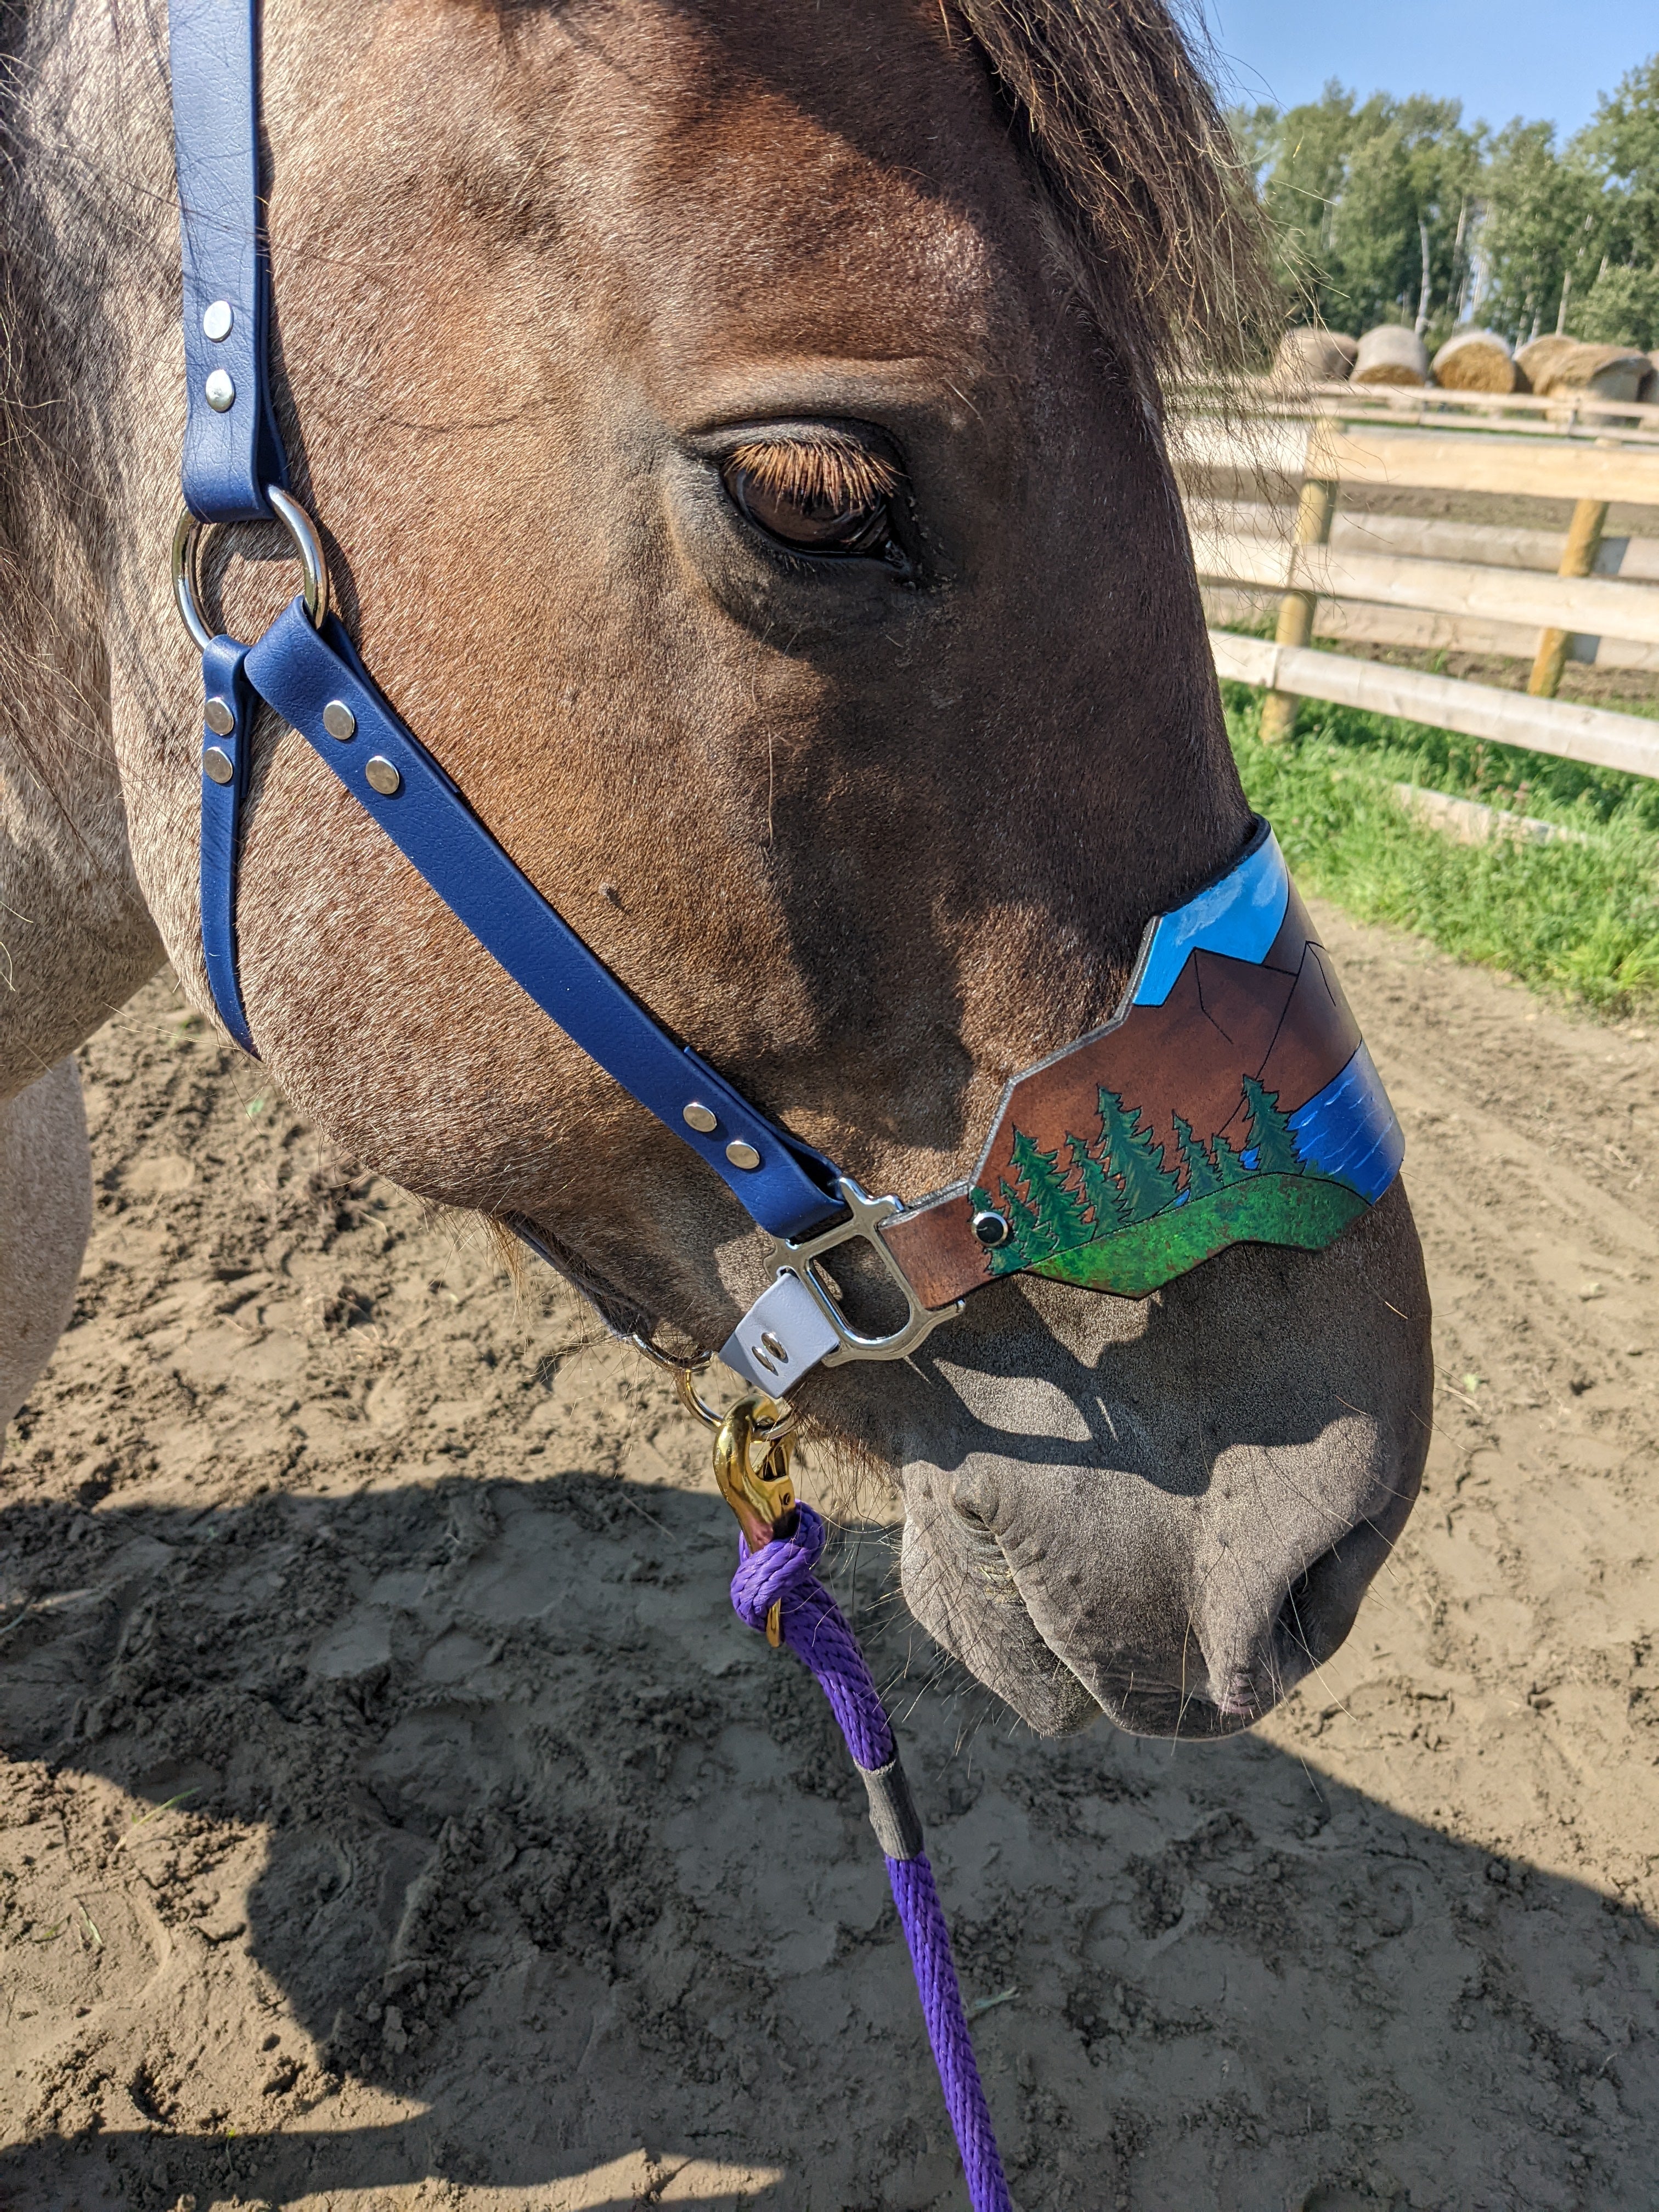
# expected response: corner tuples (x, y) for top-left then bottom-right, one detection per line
(1209, 1126), (1255, 1186)
(1094, 1087), (1179, 1226)
(1170, 1114), (1226, 1201)
(1240, 1074), (1304, 1175)
(1065, 1132), (1120, 1234)
(991, 1180), (1044, 1261)
(998, 1130), (1093, 1265)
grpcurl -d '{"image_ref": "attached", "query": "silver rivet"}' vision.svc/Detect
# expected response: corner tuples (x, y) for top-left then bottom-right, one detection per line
(204, 368), (235, 411)
(725, 1139), (761, 1171)
(682, 1102), (719, 1135)
(760, 1331), (789, 1363)
(971, 1209), (1012, 1249)
(203, 695), (235, 736)
(202, 299), (234, 342)
(751, 1346), (777, 1375)
(364, 755), (402, 797)
(202, 745), (234, 785)
(322, 700), (357, 741)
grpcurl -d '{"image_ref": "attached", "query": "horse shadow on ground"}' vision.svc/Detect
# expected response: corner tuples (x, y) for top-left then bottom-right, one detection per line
(0, 1471), (1652, 2212)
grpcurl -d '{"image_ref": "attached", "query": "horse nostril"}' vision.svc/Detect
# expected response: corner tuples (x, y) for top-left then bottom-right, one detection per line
(949, 1494), (1003, 1554)
(1272, 1530), (1376, 1674)
(1212, 1668), (1261, 1718)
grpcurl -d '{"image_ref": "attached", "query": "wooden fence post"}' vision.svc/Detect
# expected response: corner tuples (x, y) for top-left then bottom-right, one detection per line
(1260, 475), (1336, 742)
(1528, 496), (1609, 697)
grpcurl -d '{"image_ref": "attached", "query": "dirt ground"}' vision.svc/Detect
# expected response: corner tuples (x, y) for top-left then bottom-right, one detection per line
(1, 904), (1655, 2212)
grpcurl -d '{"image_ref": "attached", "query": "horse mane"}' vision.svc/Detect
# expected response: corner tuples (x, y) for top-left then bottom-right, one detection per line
(950, 0), (1277, 380)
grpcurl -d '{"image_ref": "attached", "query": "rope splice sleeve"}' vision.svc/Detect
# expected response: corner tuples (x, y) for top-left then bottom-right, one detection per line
(858, 1757), (925, 1861)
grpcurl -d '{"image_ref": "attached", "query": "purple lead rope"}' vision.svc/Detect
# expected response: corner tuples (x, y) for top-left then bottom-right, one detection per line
(731, 1506), (1014, 2212)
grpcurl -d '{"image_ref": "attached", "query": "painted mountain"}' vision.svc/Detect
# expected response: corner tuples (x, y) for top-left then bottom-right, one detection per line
(880, 876), (1403, 1305)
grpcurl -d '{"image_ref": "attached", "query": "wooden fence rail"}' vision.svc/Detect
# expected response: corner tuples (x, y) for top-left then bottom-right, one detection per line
(1182, 410), (1659, 781)
(1175, 420), (1659, 506)
(1208, 634), (1659, 781)
(1194, 504), (1659, 671)
(1181, 378), (1659, 447)
(1192, 531), (1659, 648)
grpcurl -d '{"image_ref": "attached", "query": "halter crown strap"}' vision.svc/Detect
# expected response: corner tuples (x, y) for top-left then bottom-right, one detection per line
(171, 0), (288, 522)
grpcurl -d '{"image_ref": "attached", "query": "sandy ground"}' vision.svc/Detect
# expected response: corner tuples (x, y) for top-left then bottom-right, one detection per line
(1, 904), (1655, 2212)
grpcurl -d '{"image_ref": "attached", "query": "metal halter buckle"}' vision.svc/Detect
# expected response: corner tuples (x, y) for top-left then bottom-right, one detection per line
(769, 1176), (963, 1368)
(641, 1180), (964, 1409)
(171, 487), (330, 653)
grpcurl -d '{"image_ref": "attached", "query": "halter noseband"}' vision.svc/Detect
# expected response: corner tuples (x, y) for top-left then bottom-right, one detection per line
(166, 0), (1403, 1399)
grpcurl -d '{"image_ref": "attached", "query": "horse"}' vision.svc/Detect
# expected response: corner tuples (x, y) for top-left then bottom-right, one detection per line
(0, 0), (1432, 1745)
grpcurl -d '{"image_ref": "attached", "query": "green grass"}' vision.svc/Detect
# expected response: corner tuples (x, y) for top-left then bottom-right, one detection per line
(1222, 682), (1659, 1017)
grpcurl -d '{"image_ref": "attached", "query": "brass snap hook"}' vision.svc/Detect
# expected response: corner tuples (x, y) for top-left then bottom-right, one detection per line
(629, 1334), (798, 1645)
(713, 1393), (797, 1648)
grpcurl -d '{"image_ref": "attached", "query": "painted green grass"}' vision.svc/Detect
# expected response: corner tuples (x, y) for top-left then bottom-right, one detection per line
(1222, 682), (1659, 1017)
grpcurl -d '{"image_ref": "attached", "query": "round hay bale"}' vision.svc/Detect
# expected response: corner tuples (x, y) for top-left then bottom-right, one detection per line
(1559, 343), (1651, 400)
(1519, 338), (1651, 400)
(1352, 325), (1431, 387)
(1272, 328), (1358, 386)
(1514, 334), (1576, 392)
(1431, 328), (1517, 392)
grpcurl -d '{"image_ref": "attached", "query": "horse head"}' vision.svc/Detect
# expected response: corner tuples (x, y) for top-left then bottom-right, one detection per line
(7, 0), (1431, 1736)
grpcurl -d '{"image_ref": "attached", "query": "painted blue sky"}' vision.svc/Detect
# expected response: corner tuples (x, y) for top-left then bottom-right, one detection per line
(1201, 0), (1655, 139)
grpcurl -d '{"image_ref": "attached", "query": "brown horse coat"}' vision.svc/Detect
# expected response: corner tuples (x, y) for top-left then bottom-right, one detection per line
(0, 0), (1430, 1733)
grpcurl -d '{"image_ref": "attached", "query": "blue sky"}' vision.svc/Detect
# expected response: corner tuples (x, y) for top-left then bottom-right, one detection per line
(1201, 0), (1655, 139)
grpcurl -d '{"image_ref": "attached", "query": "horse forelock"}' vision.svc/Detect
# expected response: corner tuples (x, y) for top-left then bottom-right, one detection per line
(948, 0), (1277, 381)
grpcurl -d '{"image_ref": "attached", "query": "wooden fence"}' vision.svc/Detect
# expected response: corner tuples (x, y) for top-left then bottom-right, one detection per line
(1177, 407), (1659, 780)
(1201, 377), (1659, 447)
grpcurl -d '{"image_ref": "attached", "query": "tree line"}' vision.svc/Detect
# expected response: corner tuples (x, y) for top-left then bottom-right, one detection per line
(1232, 53), (1659, 352)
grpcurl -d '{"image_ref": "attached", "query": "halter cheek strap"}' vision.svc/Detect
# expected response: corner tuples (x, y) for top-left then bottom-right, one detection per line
(167, 0), (1404, 1397)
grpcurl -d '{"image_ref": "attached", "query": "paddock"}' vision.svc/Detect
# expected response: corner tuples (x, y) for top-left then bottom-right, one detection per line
(0, 907), (1653, 2212)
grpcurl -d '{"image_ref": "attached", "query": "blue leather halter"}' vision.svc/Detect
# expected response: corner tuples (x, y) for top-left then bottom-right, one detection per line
(169, 10), (854, 1204)
(167, 0), (1402, 1400)
(168, 0), (982, 1392)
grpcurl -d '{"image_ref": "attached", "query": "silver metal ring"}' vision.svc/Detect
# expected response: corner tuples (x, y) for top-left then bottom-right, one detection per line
(628, 1329), (795, 1440)
(630, 1329), (710, 1379)
(171, 486), (330, 653)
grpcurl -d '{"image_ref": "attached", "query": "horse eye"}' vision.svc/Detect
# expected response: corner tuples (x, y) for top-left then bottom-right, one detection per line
(721, 449), (896, 557)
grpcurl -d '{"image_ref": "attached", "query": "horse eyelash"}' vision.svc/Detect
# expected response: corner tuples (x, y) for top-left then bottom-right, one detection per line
(724, 435), (900, 511)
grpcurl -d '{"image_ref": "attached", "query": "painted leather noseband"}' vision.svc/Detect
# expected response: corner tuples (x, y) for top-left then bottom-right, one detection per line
(166, 0), (1403, 1396)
